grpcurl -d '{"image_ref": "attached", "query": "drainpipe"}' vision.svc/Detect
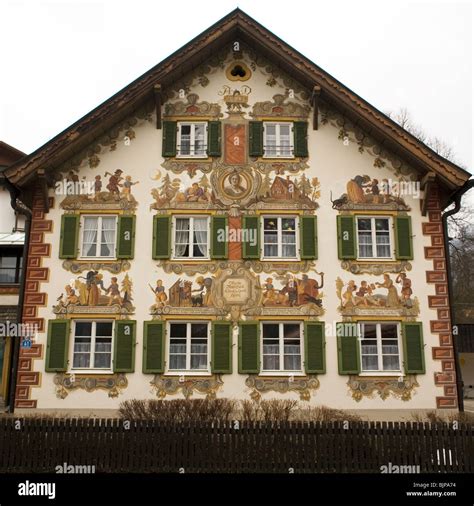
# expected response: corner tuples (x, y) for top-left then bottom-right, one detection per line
(1, 175), (32, 412)
(442, 178), (474, 412)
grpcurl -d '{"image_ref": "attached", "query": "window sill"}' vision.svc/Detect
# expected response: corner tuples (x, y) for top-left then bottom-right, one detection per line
(68, 370), (114, 375)
(78, 257), (117, 262)
(258, 372), (306, 377)
(176, 155), (209, 160)
(261, 257), (300, 262)
(356, 258), (395, 262)
(358, 372), (402, 377)
(262, 156), (296, 160)
(164, 372), (212, 377)
(171, 257), (211, 262)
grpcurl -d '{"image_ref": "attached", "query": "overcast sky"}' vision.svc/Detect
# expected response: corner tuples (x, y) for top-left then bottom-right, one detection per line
(0, 0), (472, 171)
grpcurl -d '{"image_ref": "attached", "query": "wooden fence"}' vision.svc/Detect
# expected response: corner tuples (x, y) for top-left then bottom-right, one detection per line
(0, 418), (473, 473)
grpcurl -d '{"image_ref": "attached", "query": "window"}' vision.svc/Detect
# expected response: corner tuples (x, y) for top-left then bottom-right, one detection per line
(72, 320), (113, 371)
(360, 322), (401, 373)
(263, 122), (293, 158)
(173, 216), (210, 259)
(262, 216), (298, 259)
(168, 322), (209, 372)
(357, 217), (392, 259)
(177, 122), (207, 157)
(81, 216), (117, 258)
(0, 247), (23, 284)
(262, 322), (302, 372)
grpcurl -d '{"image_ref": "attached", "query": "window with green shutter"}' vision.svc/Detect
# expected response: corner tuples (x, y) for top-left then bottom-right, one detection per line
(242, 215), (260, 259)
(337, 322), (360, 374)
(113, 320), (136, 373)
(143, 321), (164, 374)
(207, 121), (221, 157)
(162, 120), (177, 157)
(337, 215), (356, 259)
(402, 322), (425, 374)
(211, 321), (232, 373)
(59, 215), (79, 259)
(395, 216), (413, 260)
(249, 121), (263, 157)
(211, 216), (228, 259)
(304, 321), (325, 374)
(152, 215), (170, 259)
(238, 321), (260, 373)
(45, 320), (70, 372)
(116, 215), (136, 259)
(300, 215), (318, 259)
(293, 121), (308, 157)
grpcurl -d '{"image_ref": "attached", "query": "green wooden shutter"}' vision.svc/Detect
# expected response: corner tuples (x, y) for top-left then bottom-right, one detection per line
(59, 214), (79, 259)
(114, 320), (136, 373)
(242, 215), (260, 259)
(238, 321), (260, 373)
(249, 121), (263, 157)
(293, 121), (308, 157)
(211, 216), (228, 259)
(304, 321), (325, 374)
(211, 321), (232, 373)
(337, 322), (360, 374)
(207, 121), (221, 157)
(300, 215), (318, 259)
(402, 322), (425, 374)
(45, 320), (70, 372)
(152, 215), (171, 259)
(162, 121), (177, 157)
(395, 216), (413, 260)
(116, 215), (136, 259)
(337, 215), (357, 260)
(143, 321), (164, 374)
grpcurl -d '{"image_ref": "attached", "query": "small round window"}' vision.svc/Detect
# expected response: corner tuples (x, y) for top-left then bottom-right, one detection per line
(226, 62), (251, 82)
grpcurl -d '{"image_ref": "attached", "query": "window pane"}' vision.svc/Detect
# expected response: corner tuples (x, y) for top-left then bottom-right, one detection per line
(179, 125), (191, 155)
(95, 322), (113, 337)
(82, 217), (98, 257)
(191, 323), (208, 338)
(75, 322), (92, 337)
(170, 355), (186, 370)
(375, 219), (389, 231)
(170, 323), (187, 338)
(175, 218), (190, 258)
(263, 324), (279, 339)
(194, 124), (206, 156)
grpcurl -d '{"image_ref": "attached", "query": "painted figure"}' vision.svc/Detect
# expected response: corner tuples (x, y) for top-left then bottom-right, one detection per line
(376, 274), (399, 307)
(396, 273), (413, 307)
(105, 277), (122, 306)
(224, 172), (246, 197)
(121, 176), (139, 201)
(105, 169), (124, 195)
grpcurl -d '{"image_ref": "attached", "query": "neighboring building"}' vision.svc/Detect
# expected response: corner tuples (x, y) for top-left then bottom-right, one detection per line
(0, 141), (26, 409)
(3, 10), (471, 416)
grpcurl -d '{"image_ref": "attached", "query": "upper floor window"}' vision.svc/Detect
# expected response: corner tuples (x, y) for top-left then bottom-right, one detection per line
(262, 322), (302, 373)
(262, 216), (298, 259)
(0, 247), (23, 284)
(359, 322), (401, 373)
(81, 215), (117, 259)
(357, 217), (392, 259)
(168, 321), (210, 372)
(177, 122), (207, 158)
(72, 320), (113, 371)
(173, 216), (210, 259)
(263, 122), (294, 158)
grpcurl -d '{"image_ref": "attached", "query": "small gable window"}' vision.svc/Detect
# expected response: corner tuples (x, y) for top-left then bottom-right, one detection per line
(263, 122), (294, 158)
(177, 122), (207, 158)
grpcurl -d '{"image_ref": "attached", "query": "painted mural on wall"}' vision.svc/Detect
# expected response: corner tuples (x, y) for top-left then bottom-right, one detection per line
(150, 173), (212, 209)
(331, 175), (410, 210)
(53, 272), (134, 314)
(60, 169), (139, 210)
(261, 272), (324, 308)
(336, 273), (419, 316)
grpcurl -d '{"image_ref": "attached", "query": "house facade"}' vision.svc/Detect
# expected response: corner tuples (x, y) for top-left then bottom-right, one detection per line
(0, 141), (26, 409)
(4, 10), (471, 415)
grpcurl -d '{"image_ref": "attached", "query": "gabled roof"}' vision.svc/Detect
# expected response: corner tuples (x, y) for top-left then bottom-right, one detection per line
(0, 141), (26, 170)
(5, 8), (471, 193)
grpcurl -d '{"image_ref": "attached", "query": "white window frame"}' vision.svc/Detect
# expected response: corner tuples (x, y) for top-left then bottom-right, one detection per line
(260, 321), (304, 375)
(261, 215), (299, 261)
(69, 319), (114, 374)
(176, 122), (208, 158)
(166, 321), (211, 375)
(79, 214), (117, 260)
(359, 321), (402, 376)
(356, 216), (393, 260)
(263, 122), (294, 159)
(172, 215), (211, 260)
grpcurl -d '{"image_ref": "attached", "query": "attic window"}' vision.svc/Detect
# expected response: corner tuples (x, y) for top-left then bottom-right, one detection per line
(231, 65), (246, 78)
(226, 61), (251, 82)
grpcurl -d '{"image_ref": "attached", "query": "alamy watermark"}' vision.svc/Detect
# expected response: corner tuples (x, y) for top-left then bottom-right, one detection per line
(217, 226), (257, 246)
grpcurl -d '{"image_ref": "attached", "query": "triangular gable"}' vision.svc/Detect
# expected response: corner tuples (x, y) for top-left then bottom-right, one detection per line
(5, 8), (470, 193)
